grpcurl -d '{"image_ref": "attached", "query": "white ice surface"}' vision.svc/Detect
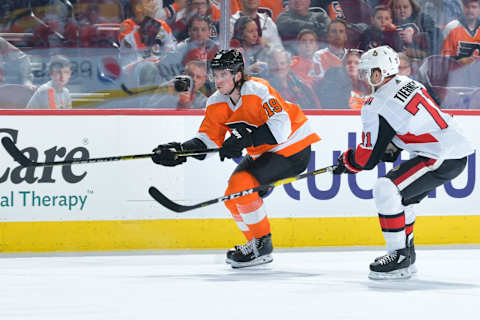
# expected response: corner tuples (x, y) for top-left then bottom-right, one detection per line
(1, 248), (479, 320)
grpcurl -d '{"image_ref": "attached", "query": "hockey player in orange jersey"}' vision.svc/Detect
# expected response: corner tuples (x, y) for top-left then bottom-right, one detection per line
(151, 49), (320, 268)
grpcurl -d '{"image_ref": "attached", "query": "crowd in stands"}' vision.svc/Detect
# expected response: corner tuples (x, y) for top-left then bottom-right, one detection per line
(0, 0), (479, 109)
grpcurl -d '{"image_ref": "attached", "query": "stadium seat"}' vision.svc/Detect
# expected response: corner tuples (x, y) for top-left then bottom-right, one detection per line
(0, 84), (35, 108)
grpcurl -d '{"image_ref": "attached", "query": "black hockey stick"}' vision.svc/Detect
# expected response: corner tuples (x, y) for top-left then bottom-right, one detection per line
(149, 165), (335, 213)
(1, 137), (219, 167)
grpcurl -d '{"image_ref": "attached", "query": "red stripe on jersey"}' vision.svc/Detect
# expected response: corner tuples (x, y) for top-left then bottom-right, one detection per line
(354, 144), (372, 167)
(393, 159), (437, 186)
(379, 214), (405, 230)
(396, 132), (438, 144)
(405, 223), (414, 236)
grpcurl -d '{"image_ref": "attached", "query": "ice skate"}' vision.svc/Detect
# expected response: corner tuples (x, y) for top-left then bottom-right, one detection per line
(374, 237), (417, 274)
(369, 247), (411, 280)
(225, 240), (253, 264)
(407, 236), (417, 274)
(230, 233), (273, 268)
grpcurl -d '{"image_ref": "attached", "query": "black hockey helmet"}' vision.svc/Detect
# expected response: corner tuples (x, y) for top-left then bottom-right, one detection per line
(210, 49), (244, 74)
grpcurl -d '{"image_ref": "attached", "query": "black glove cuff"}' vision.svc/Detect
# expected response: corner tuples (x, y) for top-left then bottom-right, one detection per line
(182, 138), (207, 160)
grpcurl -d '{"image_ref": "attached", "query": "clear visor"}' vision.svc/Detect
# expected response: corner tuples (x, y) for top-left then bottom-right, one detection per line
(359, 68), (371, 81)
(208, 68), (234, 82)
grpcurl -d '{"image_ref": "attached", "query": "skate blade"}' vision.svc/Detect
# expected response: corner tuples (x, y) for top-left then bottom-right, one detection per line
(230, 255), (273, 269)
(368, 267), (412, 280)
(409, 263), (418, 274)
(225, 258), (232, 265)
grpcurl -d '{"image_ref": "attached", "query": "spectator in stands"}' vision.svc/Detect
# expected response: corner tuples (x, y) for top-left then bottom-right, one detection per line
(149, 59), (208, 108)
(171, 15), (219, 67)
(265, 48), (320, 109)
(26, 55), (72, 109)
(314, 49), (368, 109)
(154, 0), (188, 21)
(311, 18), (348, 79)
(168, 0), (219, 42)
(230, 16), (269, 75)
(442, 0), (480, 66)
(119, 0), (177, 86)
(344, 49), (369, 109)
(390, 0), (443, 60)
(359, 5), (402, 51)
(120, 0), (176, 64)
(0, 36), (34, 87)
(229, 0), (285, 21)
(290, 29), (320, 86)
(231, 0), (284, 50)
(277, 0), (330, 53)
(310, 0), (346, 20)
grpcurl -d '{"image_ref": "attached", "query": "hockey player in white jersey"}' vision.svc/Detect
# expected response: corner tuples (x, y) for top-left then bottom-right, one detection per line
(333, 46), (474, 280)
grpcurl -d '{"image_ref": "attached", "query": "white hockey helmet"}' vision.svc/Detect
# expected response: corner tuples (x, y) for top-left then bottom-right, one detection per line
(358, 45), (400, 87)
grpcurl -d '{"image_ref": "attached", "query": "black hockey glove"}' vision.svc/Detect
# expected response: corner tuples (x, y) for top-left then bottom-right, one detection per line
(152, 142), (187, 167)
(381, 143), (402, 163)
(333, 150), (361, 175)
(219, 127), (253, 161)
(333, 153), (348, 175)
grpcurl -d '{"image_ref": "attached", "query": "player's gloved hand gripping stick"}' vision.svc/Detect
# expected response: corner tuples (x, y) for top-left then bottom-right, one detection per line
(1, 137), (218, 168)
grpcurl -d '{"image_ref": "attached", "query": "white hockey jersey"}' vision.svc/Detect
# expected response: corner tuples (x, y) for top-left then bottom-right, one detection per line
(350, 75), (473, 170)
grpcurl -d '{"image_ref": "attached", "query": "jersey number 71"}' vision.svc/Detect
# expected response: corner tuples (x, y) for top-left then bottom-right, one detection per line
(404, 88), (448, 129)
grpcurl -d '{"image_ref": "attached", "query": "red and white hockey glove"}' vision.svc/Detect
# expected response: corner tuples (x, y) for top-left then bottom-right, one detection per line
(333, 149), (362, 175)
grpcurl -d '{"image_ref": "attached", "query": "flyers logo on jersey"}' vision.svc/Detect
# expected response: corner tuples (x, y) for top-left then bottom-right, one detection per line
(457, 41), (480, 59)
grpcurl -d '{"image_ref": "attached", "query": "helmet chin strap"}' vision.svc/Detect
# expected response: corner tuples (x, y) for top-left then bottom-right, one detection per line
(227, 70), (242, 96)
(367, 69), (384, 92)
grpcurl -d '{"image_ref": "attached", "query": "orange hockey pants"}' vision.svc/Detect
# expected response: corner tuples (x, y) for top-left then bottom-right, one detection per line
(224, 170), (270, 241)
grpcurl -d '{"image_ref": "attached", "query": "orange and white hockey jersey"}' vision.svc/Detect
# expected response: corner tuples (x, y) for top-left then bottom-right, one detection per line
(441, 18), (480, 58)
(311, 47), (346, 79)
(196, 77), (320, 159)
(119, 18), (176, 66)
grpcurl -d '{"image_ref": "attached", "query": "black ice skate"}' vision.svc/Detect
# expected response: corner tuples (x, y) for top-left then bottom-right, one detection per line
(407, 236), (417, 274)
(229, 233), (273, 268)
(369, 247), (411, 280)
(225, 241), (252, 264)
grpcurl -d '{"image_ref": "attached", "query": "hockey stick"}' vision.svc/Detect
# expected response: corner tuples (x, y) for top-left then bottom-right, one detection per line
(121, 76), (191, 96)
(1, 137), (219, 167)
(120, 84), (164, 96)
(149, 165), (336, 213)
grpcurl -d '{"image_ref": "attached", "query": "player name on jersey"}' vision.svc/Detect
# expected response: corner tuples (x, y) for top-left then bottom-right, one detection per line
(393, 80), (420, 103)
